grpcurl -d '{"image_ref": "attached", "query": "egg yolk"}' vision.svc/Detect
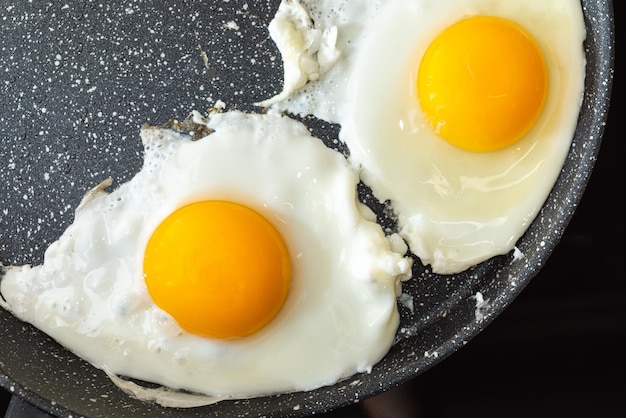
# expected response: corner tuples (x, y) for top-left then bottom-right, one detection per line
(143, 200), (291, 339)
(417, 16), (548, 152)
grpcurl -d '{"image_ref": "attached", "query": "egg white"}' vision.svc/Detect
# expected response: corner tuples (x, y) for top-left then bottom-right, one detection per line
(0, 110), (411, 401)
(262, 0), (586, 274)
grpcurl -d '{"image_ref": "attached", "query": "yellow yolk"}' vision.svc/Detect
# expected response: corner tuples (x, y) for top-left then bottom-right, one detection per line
(417, 16), (548, 152)
(143, 200), (291, 339)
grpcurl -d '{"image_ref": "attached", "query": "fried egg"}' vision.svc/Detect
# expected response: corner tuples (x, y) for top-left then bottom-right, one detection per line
(0, 110), (412, 402)
(261, 0), (586, 274)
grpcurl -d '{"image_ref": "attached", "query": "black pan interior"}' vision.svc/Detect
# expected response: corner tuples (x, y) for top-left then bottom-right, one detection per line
(0, 1), (614, 417)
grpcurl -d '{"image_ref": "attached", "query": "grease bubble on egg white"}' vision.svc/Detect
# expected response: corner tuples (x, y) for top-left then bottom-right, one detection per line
(0, 110), (412, 404)
(262, 0), (586, 274)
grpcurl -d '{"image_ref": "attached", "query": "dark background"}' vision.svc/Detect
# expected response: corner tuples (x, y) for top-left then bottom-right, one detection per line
(2, 1), (624, 417)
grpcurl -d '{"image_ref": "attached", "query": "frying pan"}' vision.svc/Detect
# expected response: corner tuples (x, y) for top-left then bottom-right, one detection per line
(0, 0), (614, 416)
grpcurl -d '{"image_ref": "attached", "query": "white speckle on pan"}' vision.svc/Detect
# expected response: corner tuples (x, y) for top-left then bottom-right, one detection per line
(224, 20), (240, 30)
(512, 246), (524, 261)
(424, 350), (438, 359)
(471, 292), (491, 322)
(398, 292), (414, 314)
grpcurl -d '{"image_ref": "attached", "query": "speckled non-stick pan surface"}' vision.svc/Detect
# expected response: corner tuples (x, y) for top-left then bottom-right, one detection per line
(0, 1), (614, 417)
